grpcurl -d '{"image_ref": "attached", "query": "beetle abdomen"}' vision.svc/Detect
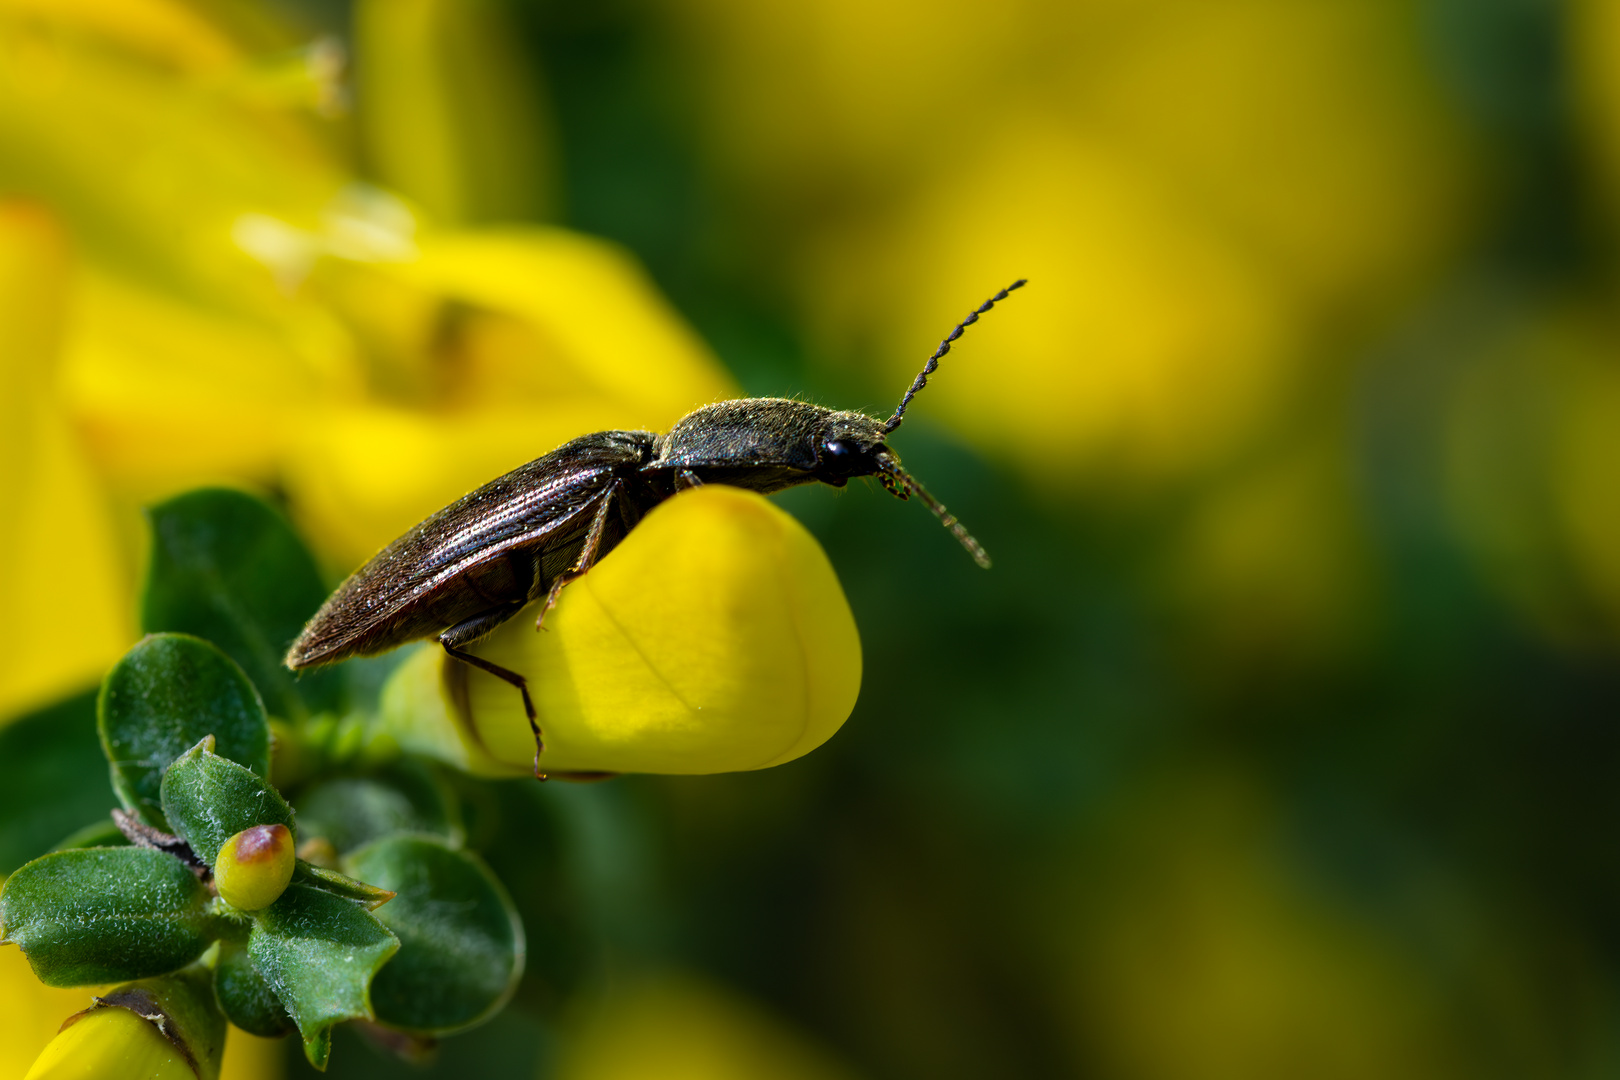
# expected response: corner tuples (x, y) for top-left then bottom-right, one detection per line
(286, 431), (659, 670)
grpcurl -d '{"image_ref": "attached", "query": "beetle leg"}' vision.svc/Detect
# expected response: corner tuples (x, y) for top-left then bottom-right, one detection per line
(536, 481), (621, 631)
(675, 468), (705, 491)
(440, 607), (547, 779)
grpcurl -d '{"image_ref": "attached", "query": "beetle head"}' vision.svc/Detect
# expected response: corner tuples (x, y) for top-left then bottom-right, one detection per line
(815, 411), (992, 569)
(653, 278), (1025, 570)
(811, 410), (892, 486)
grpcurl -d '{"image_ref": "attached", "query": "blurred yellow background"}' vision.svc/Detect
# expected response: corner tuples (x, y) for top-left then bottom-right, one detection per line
(4, 0), (1620, 1077)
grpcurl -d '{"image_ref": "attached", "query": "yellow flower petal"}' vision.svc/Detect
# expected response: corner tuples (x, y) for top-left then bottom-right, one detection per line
(0, 0), (240, 74)
(0, 203), (131, 722)
(24, 1007), (192, 1080)
(398, 226), (737, 422)
(353, 0), (554, 223)
(558, 973), (857, 1080)
(0, 946), (96, 1080)
(283, 226), (737, 567)
(383, 486), (861, 776)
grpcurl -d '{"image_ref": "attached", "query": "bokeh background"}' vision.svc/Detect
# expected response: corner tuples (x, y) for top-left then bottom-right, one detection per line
(6, 0), (1620, 1077)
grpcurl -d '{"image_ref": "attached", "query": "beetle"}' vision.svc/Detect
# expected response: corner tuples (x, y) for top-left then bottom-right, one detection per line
(285, 279), (1025, 775)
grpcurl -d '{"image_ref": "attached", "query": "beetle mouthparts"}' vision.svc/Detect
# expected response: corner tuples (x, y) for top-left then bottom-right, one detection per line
(879, 459), (992, 569)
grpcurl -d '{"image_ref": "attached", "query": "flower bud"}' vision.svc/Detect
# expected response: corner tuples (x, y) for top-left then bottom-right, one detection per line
(382, 485), (862, 775)
(24, 971), (224, 1080)
(214, 824), (295, 912)
(24, 1007), (193, 1080)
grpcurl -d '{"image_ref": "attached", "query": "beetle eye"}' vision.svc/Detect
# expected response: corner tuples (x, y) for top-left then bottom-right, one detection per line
(823, 440), (852, 459)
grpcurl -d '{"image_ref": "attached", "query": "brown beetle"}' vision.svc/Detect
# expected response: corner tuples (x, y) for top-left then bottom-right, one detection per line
(285, 280), (1024, 775)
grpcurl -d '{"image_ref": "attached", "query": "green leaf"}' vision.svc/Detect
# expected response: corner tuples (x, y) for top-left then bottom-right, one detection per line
(98, 634), (271, 829)
(294, 765), (461, 854)
(143, 488), (342, 720)
(345, 835), (524, 1036)
(214, 940), (294, 1038)
(291, 861), (398, 911)
(248, 883), (399, 1066)
(159, 738), (296, 867)
(0, 847), (217, 987)
(0, 689), (117, 876)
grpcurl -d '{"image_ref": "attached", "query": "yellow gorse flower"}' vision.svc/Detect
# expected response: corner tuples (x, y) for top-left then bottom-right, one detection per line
(24, 1006), (195, 1080)
(385, 485), (862, 776)
(22, 969), (227, 1080)
(0, 0), (866, 763)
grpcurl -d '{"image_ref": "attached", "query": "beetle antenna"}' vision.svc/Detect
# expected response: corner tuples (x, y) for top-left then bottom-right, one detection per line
(879, 459), (991, 569)
(883, 278), (1026, 434)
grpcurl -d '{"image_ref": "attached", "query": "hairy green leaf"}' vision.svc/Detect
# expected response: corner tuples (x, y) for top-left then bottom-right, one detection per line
(214, 940), (294, 1038)
(291, 861), (398, 910)
(0, 847), (217, 987)
(346, 834), (524, 1035)
(0, 690), (117, 876)
(143, 488), (341, 719)
(248, 884), (399, 1066)
(98, 634), (270, 829)
(160, 738), (296, 867)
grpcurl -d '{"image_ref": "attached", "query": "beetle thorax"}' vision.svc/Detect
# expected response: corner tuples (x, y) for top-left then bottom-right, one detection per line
(651, 399), (888, 474)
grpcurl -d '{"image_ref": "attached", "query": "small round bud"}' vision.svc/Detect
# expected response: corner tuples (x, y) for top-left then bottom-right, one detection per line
(215, 824), (295, 912)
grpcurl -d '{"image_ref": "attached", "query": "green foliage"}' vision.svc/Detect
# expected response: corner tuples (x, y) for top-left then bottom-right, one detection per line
(98, 633), (271, 830)
(161, 737), (297, 867)
(347, 835), (525, 1036)
(216, 939), (296, 1037)
(250, 884), (401, 1068)
(143, 488), (342, 719)
(0, 690), (116, 876)
(295, 765), (462, 853)
(290, 861), (400, 910)
(0, 847), (218, 987)
(1, 487), (532, 1073)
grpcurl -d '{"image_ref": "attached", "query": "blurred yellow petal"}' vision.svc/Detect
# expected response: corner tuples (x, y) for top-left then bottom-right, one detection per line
(664, 0), (1026, 199)
(809, 125), (1295, 485)
(0, 0), (239, 73)
(24, 1006), (193, 1080)
(1073, 0), (1475, 307)
(0, 11), (345, 295)
(1444, 304), (1620, 648)
(1055, 770), (1488, 1080)
(62, 266), (356, 503)
(0, 945), (99, 1079)
(1571, 0), (1620, 227)
(383, 485), (861, 775)
(354, 0), (554, 223)
(219, 1028), (283, 1080)
(668, 0), (1476, 491)
(399, 227), (737, 421)
(558, 973), (857, 1080)
(1552, 359), (1620, 635)
(0, 203), (130, 721)
(285, 227), (738, 566)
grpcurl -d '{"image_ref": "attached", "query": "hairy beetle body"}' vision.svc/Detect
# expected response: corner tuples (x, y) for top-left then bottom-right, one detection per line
(286, 281), (1025, 776)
